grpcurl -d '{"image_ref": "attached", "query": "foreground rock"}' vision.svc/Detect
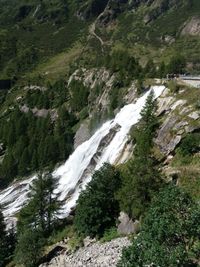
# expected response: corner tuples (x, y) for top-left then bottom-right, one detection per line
(117, 212), (140, 235)
(40, 237), (131, 267)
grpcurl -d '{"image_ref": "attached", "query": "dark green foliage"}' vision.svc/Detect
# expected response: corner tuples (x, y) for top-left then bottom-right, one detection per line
(79, 0), (109, 19)
(178, 132), (200, 156)
(18, 171), (62, 235)
(14, 229), (44, 267)
(74, 163), (121, 237)
(0, 0), (86, 79)
(135, 91), (159, 157)
(0, 104), (75, 189)
(117, 91), (163, 218)
(69, 80), (89, 112)
(25, 79), (69, 109)
(144, 59), (157, 78)
(136, 78), (144, 95)
(0, 207), (16, 267)
(167, 54), (186, 74)
(0, 207), (7, 267)
(105, 49), (142, 85)
(158, 61), (167, 78)
(118, 185), (200, 267)
(109, 80), (124, 111)
(15, 171), (62, 266)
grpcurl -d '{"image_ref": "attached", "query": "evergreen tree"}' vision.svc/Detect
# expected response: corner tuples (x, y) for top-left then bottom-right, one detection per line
(167, 54), (186, 74)
(18, 171), (61, 235)
(117, 91), (163, 218)
(15, 171), (62, 266)
(18, 147), (30, 176)
(74, 163), (121, 237)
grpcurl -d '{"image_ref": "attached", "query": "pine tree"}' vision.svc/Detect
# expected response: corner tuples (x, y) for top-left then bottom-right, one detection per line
(18, 147), (30, 176)
(117, 91), (163, 218)
(134, 90), (158, 159)
(18, 171), (61, 235)
(74, 163), (121, 237)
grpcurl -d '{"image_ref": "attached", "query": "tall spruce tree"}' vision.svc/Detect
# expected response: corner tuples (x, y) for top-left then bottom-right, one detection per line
(18, 171), (61, 235)
(74, 163), (121, 237)
(15, 171), (62, 266)
(117, 91), (163, 218)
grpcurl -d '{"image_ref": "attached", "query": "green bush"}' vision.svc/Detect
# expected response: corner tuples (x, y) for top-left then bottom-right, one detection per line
(168, 80), (180, 94)
(100, 227), (120, 243)
(178, 133), (200, 156)
(118, 185), (200, 267)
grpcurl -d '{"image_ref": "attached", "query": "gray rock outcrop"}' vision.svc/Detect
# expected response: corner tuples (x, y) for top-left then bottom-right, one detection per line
(117, 211), (140, 235)
(74, 121), (91, 149)
(181, 17), (200, 36)
(155, 90), (200, 156)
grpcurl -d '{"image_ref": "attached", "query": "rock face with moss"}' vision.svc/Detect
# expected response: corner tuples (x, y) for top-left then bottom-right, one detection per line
(155, 88), (200, 155)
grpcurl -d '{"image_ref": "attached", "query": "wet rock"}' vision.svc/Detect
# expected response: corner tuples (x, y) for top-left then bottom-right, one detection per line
(74, 121), (91, 149)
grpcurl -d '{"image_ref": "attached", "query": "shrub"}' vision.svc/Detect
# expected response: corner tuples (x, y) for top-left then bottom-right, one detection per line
(178, 133), (200, 156)
(118, 185), (200, 267)
(100, 227), (120, 243)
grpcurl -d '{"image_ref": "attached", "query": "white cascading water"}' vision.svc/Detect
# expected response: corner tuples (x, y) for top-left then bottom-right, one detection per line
(0, 86), (165, 225)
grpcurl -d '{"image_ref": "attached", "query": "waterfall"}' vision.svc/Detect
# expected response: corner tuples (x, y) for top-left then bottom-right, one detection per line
(0, 86), (165, 225)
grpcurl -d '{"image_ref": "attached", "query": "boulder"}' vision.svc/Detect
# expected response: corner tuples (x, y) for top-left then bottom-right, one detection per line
(117, 212), (140, 235)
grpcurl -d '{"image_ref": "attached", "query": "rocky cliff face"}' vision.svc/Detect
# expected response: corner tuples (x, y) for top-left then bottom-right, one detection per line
(155, 88), (200, 156)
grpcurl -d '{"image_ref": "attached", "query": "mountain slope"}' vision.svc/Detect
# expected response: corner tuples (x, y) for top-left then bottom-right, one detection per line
(1, 0), (200, 81)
